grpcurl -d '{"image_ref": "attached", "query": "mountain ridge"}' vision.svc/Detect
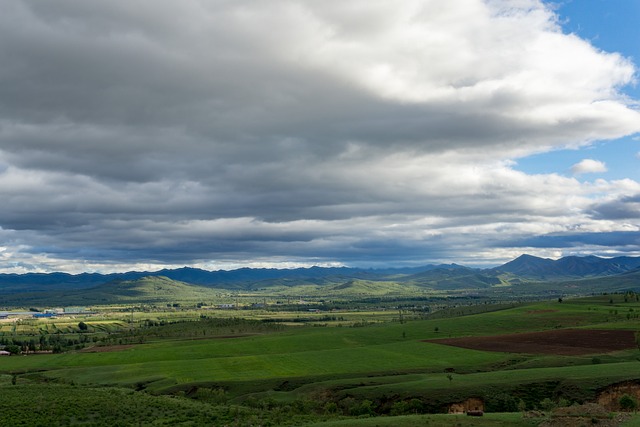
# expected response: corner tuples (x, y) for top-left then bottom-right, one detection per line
(1, 254), (640, 298)
(493, 254), (640, 279)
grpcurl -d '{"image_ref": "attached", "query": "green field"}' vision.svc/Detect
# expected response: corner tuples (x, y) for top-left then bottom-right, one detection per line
(2, 295), (640, 425)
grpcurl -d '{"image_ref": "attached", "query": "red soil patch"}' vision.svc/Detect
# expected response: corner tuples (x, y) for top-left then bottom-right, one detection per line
(425, 329), (636, 355)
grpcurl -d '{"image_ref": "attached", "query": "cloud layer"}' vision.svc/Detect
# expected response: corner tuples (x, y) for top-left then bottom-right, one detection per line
(0, 0), (639, 272)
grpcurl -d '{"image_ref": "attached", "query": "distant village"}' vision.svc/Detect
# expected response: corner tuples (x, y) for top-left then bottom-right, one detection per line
(0, 307), (93, 320)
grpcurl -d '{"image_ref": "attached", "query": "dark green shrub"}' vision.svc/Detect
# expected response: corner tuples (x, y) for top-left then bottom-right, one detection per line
(619, 394), (638, 411)
(390, 401), (407, 416)
(485, 392), (518, 412)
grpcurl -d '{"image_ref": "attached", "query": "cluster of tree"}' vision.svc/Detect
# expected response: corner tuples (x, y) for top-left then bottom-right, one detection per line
(260, 315), (344, 323)
(0, 332), (95, 354)
(623, 291), (640, 303)
(1, 317), (291, 354)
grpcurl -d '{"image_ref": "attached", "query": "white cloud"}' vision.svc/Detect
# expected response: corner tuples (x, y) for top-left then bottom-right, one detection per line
(0, 0), (639, 271)
(571, 159), (608, 176)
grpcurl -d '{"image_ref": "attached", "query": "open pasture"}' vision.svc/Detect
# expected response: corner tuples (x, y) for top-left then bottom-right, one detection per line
(2, 296), (640, 424)
(1, 326), (509, 385)
(304, 411), (640, 427)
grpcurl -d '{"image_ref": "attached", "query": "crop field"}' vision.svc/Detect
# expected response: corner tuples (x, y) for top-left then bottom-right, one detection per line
(2, 295), (640, 425)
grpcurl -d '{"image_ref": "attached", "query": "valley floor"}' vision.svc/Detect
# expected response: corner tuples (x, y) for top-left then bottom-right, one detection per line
(2, 294), (640, 425)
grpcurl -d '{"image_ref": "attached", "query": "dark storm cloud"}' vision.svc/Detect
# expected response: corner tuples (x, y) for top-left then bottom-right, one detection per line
(503, 231), (640, 250)
(0, 0), (639, 272)
(589, 195), (640, 220)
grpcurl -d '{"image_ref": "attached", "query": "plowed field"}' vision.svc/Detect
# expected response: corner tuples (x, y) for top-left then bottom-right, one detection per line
(425, 329), (636, 355)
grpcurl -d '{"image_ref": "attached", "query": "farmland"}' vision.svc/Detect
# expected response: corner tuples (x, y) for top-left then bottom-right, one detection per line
(2, 293), (640, 425)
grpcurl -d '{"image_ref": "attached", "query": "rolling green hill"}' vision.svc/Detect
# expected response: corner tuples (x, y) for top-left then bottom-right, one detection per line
(3, 296), (640, 425)
(501, 269), (640, 297)
(3, 270), (640, 308)
(2, 255), (640, 307)
(0, 276), (224, 306)
(85, 276), (222, 303)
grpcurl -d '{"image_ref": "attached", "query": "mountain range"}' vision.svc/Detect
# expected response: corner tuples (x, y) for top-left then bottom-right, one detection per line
(1, 254), (639, 305)
(494, 254), (640, 278)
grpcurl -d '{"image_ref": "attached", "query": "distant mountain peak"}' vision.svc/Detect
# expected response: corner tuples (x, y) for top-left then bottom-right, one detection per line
(495, 253), (640, 279)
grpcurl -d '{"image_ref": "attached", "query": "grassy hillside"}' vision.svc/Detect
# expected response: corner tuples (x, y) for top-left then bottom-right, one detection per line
(553, 270), (640, 294)
(2, 296), (640, 425)
(0, 276), (226, 306)
(3, 262), (640, 308)
(87, 276), (221, 303)
(0, 381), (234, 426)
(4, 297), (640, 388)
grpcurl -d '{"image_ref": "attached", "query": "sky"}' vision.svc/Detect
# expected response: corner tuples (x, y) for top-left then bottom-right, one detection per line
(0, 0), (639, 274)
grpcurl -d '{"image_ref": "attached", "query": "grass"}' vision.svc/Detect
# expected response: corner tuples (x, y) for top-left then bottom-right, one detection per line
(2, 336), (509, 388)
(304, 413), (540, 426)
(622, 416), (640, 426)
(304, 412), (640, 426)
(2, 297), (640, 424)
(4, 299), (640, 378)
(0, 382), (258, 426)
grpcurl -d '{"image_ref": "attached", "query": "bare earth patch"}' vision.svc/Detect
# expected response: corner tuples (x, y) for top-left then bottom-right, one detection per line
(540, 403), (631, 427)
(425, 329), (636, 355)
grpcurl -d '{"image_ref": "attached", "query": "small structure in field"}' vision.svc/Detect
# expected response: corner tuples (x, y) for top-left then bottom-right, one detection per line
(33, 312), (56, 318)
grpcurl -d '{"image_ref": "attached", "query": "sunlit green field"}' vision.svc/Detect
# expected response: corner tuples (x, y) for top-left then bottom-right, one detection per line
(2, 295), (640, 425)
